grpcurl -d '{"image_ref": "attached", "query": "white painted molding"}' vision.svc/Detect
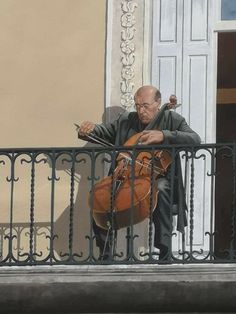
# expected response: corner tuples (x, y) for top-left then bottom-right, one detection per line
(120, 0), (138, 109)
(215, 21), (236, 32)
(105, 0), (153, 113)
(105, 0), (113, 111)
(142, 0), (153, 85)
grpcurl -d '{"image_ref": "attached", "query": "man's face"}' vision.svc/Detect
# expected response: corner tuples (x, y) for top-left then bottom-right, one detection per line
(134, 89), (160, 125)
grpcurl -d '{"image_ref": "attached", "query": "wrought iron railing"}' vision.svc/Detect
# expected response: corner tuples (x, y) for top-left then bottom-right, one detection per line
(0, 143), (235, 265)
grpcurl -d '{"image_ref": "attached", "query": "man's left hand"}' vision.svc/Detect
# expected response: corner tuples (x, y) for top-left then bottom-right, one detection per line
(139, 130), (164, 145)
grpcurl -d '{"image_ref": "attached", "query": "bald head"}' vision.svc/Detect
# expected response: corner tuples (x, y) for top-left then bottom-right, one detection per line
(134, 85), (161, 103)
(134, 85), (162, 125)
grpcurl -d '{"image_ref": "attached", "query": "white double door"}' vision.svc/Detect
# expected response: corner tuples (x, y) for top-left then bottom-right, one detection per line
(151, 0), (218, 256)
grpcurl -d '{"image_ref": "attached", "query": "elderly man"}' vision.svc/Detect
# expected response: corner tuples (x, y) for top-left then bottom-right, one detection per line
(77, 85), (201, 261)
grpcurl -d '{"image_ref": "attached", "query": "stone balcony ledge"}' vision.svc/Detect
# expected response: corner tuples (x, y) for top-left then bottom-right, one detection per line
(1, 263), (236, 282)
(0, 264), (236, 313)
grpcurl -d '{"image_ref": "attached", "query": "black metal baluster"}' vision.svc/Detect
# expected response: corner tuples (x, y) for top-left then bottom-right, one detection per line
(109, 148), (117, 262)
(148, 148), (155, 262)
(7, 153), (18, 264)
(29, 153), (35, 264)
(49, 151), (56, 265)
(68, 150), (75, 262)
(89, 149), (96, 262)
(168, 147), (175, 263)
(230, 144), (236, 260)
(189, 151), (195, 261)
(182, 150), (189, 261)
(0, 155), (6, 263)
(209, 147), (216, 261)
(126, 148), (135, 262)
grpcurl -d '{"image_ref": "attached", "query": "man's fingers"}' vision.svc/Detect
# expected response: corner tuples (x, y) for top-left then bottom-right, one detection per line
(78, 121), (95, 136)
(139, 130), (164, 145)
(140, 139), (149, 145)
(139, 133), (149, 143)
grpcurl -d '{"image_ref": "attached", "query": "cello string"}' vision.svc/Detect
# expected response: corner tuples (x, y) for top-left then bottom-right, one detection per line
(76, 125), (167, 176)
(116, 154), (166, 176)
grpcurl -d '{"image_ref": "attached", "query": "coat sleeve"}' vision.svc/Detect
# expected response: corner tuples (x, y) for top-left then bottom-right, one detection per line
(162, 112), (201, 145)
(77, 112), (126, 145)
(77, 120), (118, 145)
(92, 120), (119, 145)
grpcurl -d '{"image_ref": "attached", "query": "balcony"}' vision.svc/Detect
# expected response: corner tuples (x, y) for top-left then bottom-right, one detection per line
(0, 143), (235, 266)
(1, 143), (236, 313)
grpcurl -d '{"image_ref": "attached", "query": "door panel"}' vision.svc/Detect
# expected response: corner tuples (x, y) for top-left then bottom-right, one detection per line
(152, 0), (217, 257)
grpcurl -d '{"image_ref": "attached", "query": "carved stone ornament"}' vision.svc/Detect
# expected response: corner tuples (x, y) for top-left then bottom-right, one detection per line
(120, 0), (137, 110)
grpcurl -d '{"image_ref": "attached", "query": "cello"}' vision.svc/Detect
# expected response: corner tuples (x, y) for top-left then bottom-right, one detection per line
(77, 94), (180, 230)
(90, 132), (172, 230)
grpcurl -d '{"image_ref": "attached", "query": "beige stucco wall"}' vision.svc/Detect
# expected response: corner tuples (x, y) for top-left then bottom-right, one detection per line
(0, 0), (106, 262)
(0, 0), (106, 148)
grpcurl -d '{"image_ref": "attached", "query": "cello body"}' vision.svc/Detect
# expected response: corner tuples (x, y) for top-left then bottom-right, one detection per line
(89, 132), (172, 230)
(91, 174), (158, 230)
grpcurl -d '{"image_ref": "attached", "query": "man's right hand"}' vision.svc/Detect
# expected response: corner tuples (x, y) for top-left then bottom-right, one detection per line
(77, 121), (95, 136)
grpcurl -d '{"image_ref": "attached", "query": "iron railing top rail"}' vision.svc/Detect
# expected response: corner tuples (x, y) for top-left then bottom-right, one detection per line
(0, 142), (236, 153)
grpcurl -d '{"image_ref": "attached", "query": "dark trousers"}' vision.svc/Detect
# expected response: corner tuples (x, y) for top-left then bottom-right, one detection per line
(93, 176), (172, 256)
(153, 177), (172, 252)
